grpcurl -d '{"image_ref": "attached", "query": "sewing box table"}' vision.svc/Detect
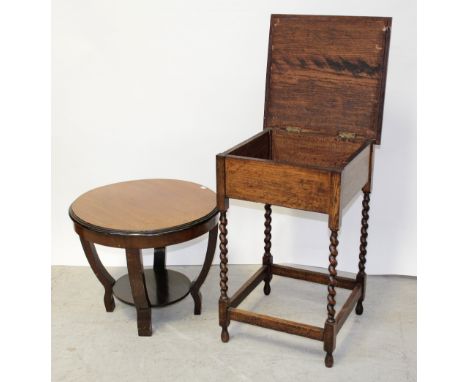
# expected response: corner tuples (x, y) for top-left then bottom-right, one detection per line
(216, 15), (391, 367)
(69, 179), (218, 336)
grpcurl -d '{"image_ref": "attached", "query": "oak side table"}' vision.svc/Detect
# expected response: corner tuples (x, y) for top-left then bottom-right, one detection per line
(69, 179), (218, 336)
(216, 15), (391, 367)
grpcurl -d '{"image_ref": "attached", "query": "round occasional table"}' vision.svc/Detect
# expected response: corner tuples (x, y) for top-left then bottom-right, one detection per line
(69, 179), (218, 336)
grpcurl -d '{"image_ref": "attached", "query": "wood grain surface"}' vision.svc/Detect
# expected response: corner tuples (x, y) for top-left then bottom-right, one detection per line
(225, 156), (331, 213)
(271, 128), (365, 168)
(70, 179), (216, 233)
(340, 144), (371, 207)
(264, 15), (391, 143)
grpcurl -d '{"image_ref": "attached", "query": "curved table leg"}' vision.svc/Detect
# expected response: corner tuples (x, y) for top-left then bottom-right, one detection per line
(190, 224), (218, 315)
(125, 248), (152, 336)
(80, 237), (115, 312)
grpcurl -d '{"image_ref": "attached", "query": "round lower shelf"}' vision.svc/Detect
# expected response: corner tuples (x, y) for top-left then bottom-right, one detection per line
(113, 269), (191, 307)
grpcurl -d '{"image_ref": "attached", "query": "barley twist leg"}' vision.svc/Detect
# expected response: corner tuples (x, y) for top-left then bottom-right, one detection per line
(356, 191), (370, 315)
(262, 204), (273, 295)
(219, 211), (230, 342)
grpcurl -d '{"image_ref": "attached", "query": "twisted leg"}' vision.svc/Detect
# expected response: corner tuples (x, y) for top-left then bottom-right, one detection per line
(356, 191), (370, 315)
(324, 229), (339, 367)
(327, 230), (339, 323)
(263, 204), (273, 295)
(219, 211), (230, 342)
(126, 248), (152, 336)
(80, 237), (115, 312)
(190, 225), (218, 315)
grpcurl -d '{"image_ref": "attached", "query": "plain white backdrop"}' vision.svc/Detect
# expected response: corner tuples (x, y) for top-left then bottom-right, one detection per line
(52, 0), (416, 275)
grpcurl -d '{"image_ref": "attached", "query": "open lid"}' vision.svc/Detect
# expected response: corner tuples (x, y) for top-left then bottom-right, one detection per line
(263, 15), (392, 144)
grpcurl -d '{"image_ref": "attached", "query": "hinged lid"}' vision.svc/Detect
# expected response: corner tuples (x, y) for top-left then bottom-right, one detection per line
(263, 15), (391, 144)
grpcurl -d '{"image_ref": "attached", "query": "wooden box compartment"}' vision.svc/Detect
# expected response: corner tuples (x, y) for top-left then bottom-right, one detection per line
(217, 14), (391, 222)
(220, 128), (371, 218)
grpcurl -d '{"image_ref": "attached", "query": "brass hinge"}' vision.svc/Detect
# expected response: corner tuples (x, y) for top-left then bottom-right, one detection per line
(285, 126), (303, 133)
(338, 132), (357, 140)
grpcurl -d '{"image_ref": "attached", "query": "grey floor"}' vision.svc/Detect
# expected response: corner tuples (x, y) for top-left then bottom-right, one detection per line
(52, 265), (416, 382)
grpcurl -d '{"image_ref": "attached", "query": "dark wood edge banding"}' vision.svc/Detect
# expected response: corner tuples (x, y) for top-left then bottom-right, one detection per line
(73, 212), (219, 249)
(229, 308), (324, 341)
(336, 284), (362, 333)
(230, 266), (268, 308)
(69, 206), (218, 236)
(271, 264), (356, 290)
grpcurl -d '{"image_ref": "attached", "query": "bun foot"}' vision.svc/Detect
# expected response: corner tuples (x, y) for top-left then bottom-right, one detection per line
(355, 301), (364, 315)
(325, 352), (334, 368)
(221, 327), (230, 343)
(263, 282), (271, 296)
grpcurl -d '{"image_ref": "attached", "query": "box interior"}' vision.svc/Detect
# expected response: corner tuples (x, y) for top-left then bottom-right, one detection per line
(228, 129), (367, 170)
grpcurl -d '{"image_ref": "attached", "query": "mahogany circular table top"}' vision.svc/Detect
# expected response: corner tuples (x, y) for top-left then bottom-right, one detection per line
(69, 179), (217, 234)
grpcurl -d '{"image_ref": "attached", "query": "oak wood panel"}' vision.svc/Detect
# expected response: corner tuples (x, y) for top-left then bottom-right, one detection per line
(225, 156), (331, 212)
(229, 130), (271, 159)
(221, 130), (270, 156)
(340, 144), (371, 208)
(264, 15), (391, 143)
(328, 173), (342, 230)
(70, 179), (216, 233)
(272, 128), (364, 168)
(229, 308), (324, 340)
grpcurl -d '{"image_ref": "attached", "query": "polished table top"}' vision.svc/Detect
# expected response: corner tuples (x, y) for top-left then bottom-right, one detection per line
(70, 179), (217, 234)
